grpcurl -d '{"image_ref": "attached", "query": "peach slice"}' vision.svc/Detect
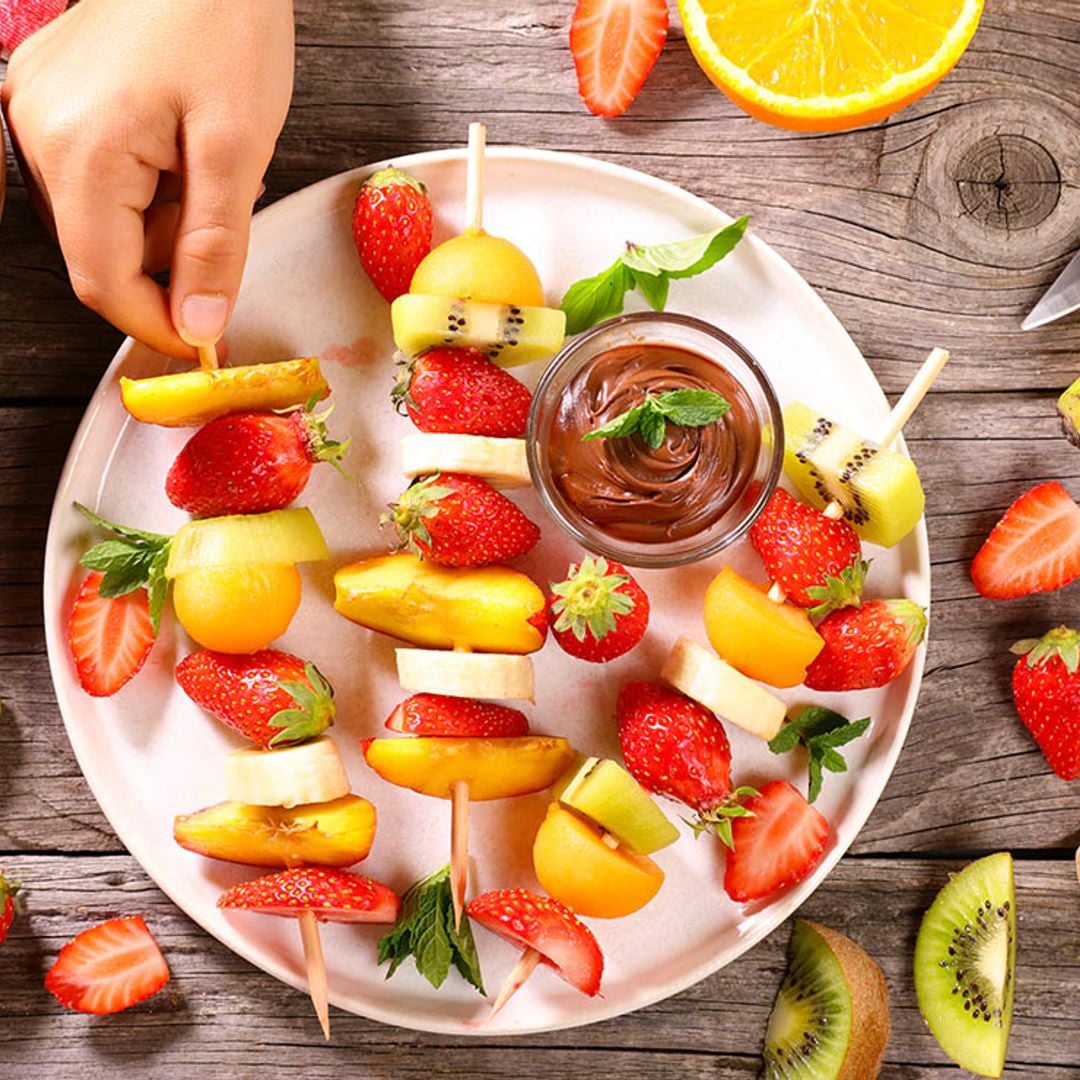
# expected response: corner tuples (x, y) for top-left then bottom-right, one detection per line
(362, 736), (574, 801)
(532, 804), (664, 918)
(334, 552), (546, 653)
(173, 794), (376, 868)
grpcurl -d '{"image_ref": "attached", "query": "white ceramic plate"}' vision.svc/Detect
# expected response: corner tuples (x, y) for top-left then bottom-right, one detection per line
(43, 147), (929, 1036)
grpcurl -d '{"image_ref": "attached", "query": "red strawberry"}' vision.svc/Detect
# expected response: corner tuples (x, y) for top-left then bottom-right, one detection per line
(749, 489), (867, 614)
(617, 681), (737, 837)
(382, 473), (540, 567)
(971, 481), (1080, 600)
(386, 694), (529, 737)
(467, 888), (603, 997)
(351, 167), (433, 302)
(392, 347), (532, 438)
(0, 872), (21, 945)
(219, 867), (400, 923)
(723, 780), (829, 903)
(68, 571), (155, 697)
(165, 406), (348, 517)
(0, 0), (66, 54)
(569, 0), (669, 118)
(549, 556), (649, 663)
(1010, 628), (1080, 780)
(175, 650), (335, 748)
(45, 916), (170, 1014)
(804, 599), (927, 692)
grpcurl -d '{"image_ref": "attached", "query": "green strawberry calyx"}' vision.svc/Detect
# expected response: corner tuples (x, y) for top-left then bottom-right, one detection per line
(805, 558), (870, 618)
(0, 871), (23, 912)
(363, 166), (427, 195)
(550, 556), (634, 643)
(687, 786), (761, 849)
(1010, 626), (1080, 673)
(268, 662), (336, 747)
(380, 475), (454, 558)
(390, 355), (418, 416)
(882, 599), (928, 650)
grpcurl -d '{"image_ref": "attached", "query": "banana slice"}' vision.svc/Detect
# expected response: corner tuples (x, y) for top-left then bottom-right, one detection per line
(401, 434), (530, 488)
(395, 648), (535, 702)
(224, 736), (350, 808)
(661, 637), (786, 741)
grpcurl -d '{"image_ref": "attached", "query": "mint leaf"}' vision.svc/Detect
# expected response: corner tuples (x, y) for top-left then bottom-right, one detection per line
(639, 407), (667, 449)
(560, 260), (634, 336)
(581, 389), (729, 448)
(559, 218), (749, 334)
(581, 402), (647, 443)
(769, 707), (871, 804)
(377, 865), (485, 994)
(75, 503), (171, 546)
(652, 388), (731, 427)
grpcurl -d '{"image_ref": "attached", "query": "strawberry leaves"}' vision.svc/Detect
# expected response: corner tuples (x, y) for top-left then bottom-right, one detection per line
(769, 707), (871, 803)
(691, 785), (761, 848)
(75, 504), (172, 633)
(582, 389), (730, 450)
(377, 865), (485, 994)
(268, 662), (336, 747)
(560, 217), (749, 334)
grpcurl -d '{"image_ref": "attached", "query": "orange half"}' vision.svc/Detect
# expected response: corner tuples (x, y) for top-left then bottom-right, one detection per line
(678, 0), (984, 131)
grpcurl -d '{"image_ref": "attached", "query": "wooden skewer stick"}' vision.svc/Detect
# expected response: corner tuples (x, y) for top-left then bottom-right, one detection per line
(483, 947), (542, 1024)
(766, 347), (950, 605)
(465, 122), (486, 235)
(297, 910), (331, 1040)
(450, 778), (471, 931)
(197, 342), (219, 371)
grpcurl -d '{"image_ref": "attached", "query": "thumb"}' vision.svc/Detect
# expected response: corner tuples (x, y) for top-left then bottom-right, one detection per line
(170, 126), (266, 347)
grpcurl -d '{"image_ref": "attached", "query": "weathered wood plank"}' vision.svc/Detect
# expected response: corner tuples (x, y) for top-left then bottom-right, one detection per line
(0, 856), (1075, 1077)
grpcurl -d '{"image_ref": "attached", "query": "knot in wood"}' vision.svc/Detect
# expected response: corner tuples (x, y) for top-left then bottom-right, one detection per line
(953, 134), (1060, 232)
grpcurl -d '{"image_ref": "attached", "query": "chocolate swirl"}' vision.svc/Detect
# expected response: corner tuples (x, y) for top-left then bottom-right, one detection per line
(548, 343), (760, 544)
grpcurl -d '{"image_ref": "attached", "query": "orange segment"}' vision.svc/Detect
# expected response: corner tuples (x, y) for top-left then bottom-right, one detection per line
(678, 0), (984, 131)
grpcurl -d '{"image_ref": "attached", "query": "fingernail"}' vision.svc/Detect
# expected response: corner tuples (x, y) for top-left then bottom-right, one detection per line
(178, 293), (229, 346)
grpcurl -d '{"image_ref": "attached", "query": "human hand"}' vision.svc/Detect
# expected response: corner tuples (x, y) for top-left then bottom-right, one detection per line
(1, 0), (294, 360)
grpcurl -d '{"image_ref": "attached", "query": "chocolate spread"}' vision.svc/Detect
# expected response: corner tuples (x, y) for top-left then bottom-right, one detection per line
(548, 342), (760, 544)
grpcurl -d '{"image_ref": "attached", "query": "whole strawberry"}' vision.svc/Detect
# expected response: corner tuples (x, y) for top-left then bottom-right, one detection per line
(1010, 628), (1080, 780)
(165, 405), (349, 517)
(352, 167), (433, 302)
(392, 347), (531, 438)
(804, 599), (927, 691)
(0, 871), (21, 945)
(749, 489), (867, 614)
(382, 473), (540, 568)
(549, 556), (649, 663)
(176, 650), (335, 748)
(617, 680), (741, 838)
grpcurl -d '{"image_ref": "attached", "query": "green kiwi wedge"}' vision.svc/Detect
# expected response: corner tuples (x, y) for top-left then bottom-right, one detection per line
(914, 852), (1016, 1078)
(1057, 375), (1080, 450)
(762, 919), (890, 1079)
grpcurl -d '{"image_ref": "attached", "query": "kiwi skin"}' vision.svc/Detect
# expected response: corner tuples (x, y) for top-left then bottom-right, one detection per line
(805, 921), (890, 1079)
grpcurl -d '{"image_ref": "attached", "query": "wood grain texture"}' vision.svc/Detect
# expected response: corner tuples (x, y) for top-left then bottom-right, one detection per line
(1, 0), (1080, 1075)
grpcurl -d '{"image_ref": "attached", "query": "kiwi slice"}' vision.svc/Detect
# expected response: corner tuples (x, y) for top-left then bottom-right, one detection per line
(390, 293), (566, 366)
(783, 401), (925, 548)
(556, 757), (679, 855)
(763, 920), (889, 1079)
(1057, 375), (1080, 449)
(914, 852), (1016, 1078)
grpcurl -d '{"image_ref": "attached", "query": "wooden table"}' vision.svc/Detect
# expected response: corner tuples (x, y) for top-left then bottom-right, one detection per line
(2, 2), (1079, 1076)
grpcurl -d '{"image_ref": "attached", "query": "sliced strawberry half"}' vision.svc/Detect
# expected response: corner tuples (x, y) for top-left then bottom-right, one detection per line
(218, 867), (401, 924)
(723, 781), (829, 904)
(467, 888), (603, 997)
(385, 694), (529, 738)
(45, 916), (170, 1014)
(569, 0), (669, 118)
(971, 481), (1080, 599)
(67, 571), (155, 697)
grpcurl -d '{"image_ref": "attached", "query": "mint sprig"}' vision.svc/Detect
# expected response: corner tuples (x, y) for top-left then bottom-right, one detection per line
(582, 388), (730, 450)
(377, 865), (485, 994)
(559, 216), (749, 335)
(768, 706), (871, 804)
(75, 503), (172, 634)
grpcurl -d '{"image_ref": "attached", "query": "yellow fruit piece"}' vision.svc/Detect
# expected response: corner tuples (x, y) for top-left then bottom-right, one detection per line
(704, 566), (823, 688)
(678, 0), (984, 132)
(173, 794), (377, 867)
(334, 552), (546, 654)
(363, 736), (575, 801)
(174, 563), (301, 653)
(120, 357), (329, 427)
(410, 230), (545, 307)
(533, 804), (664, 918)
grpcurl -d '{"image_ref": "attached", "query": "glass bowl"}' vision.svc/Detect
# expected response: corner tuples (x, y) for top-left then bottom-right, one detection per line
(527, 311), (783, 569)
